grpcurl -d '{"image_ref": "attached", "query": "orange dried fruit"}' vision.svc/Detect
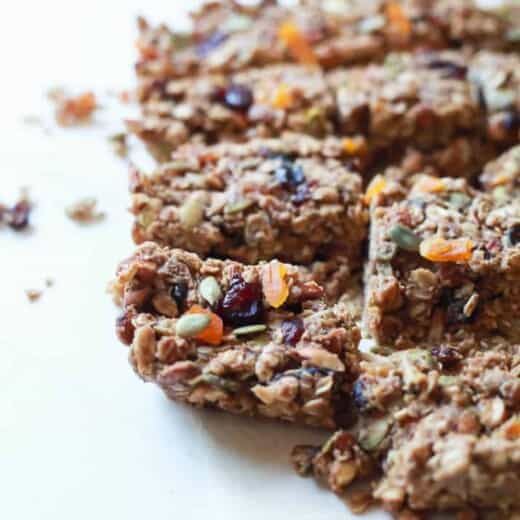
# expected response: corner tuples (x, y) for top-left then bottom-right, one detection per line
(419, 237), (473, 263)
(272, 83), (294, 109)
(56, 92), (97, 127)
(385, 2), (412, 38)
(278, 20), (318, 67)
(186, 304), (223, 346)
(343, 136), (368, 156)
(262, 261), (289, 308)
(364, 175), (387, 204)
(504, 419), (520, 440)
(413, 176), (446, 194)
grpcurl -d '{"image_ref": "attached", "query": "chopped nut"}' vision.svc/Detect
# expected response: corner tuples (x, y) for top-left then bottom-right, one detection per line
(25, 289), (42, 302)
(65, 198), (105, 224)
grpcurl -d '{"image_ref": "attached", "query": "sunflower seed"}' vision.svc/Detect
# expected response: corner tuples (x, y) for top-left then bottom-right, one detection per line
(179, 194), (205, 228)
(233, 324), (267, 336)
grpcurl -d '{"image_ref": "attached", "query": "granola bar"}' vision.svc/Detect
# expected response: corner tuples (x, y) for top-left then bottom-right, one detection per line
(293, 338), (520, 515)
(135, 0), (515, 84)
(130, 135), (367, 266)
(112, 242), (361, 428)
(479, 144), (520, 197)
(363, 172), (520, 347)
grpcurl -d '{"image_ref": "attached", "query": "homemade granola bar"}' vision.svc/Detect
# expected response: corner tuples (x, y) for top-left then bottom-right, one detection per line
(293, 337), (520, 515)
(363, 173), (520, 347)
(112, 242), (361, 428)
(130, 135), (367, 266)
(135, 0), (516, 84)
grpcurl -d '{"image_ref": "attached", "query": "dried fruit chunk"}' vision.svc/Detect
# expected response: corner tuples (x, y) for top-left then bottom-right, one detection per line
(385, 2), (411, 40)
(218, 275), (264, 326)
(262, 261), (289, 308)
(272, 84), (294, 109)
(278, 20), (318, 67)
(412, 176), (446, 193)
(364, 175), (387, 204)
(186, 305), (223, 346)
(55, 92), (97, 127)
(281, 318), (304, 345)
(342, 137), (367, 156)
(419, 237), (473, 263)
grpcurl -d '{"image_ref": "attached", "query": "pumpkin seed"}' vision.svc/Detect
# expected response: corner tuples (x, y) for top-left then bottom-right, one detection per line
(233, 324), (267, 337)
(438, 375), (460, 387)
(359, 418), (391, 452)
(225, 198), (254, 214)
(199, 276), (222, 306)
(190, 373), (239, 392)
(175, 313), (210, 337)
(388, 224), (421, 252)
(493, 186), (509, 204)
(448, 192), (471, 210)
(179, 194), (205, 228)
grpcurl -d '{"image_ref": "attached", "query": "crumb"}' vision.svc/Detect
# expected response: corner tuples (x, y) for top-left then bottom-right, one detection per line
(118, 90), (133, 104)
(65, 198), (105, 224)
(25, 289), (42, 303)
(109, 132), (129, 158)
(45, 277), (54, 288)
(50, 89), (97, 127)
(1, 189), (33, 231)
(22, 115), (43, 126)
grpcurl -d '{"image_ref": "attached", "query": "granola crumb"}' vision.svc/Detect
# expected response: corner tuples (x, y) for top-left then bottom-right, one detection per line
(65, 198), (105, 224)
(25, 289), (42, 303)
(45, 277), (54, 288)
(1, 189), (32, 232)
(50, 88), (97, 127)
(109, 133), (128, 158)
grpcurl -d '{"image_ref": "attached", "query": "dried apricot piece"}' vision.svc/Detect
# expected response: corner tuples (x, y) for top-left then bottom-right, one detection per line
(343, 136), (368, 156)
(419, 237), (473, 263)
(186, 304), (223, 345)
(385, 2), (412, 39)
(278, 20), (318, 67)
(364, 175), (387, 204)
(56, 92), (97, 127)
(262, 261), (289, 308)
(504, 419), (520, 440)
(272, 83), (294, 109)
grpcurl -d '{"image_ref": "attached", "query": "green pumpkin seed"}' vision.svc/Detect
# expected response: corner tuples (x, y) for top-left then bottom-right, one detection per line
(199, 276), (222, 306)
(175, 313), (211, 338)
(190, 373), (239, 392)
(233, 324), (267, 337)
(438, 375), (459, 387)
(359, 418), (391, 452)
(448, 192), (471, 210)
(225, 198), (254, 214)
(388, 224), (421, 252)
(179, 194), (205, 228)
(493, 186), (509, 204)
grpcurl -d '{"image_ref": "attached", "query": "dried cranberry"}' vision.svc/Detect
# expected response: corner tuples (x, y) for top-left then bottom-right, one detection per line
(116, 312), (135, 346)
(440, 288), (477, 326)
(217, 275), (264, 326)
(275, 160), (305, 189)
(352, 379), (369, 411)
(7, 200), (31, 230)
(431, 345), (463, 369)
(196, 31), (228, 57)
(291, 183), (311, 205)
(223, 84), (253, 112)
(500, 111), (520, 133)
(170, 281), (188, 310)
(281, 318), (304, 345)
(427, 59), (467, 79)
(507, 224), (520, 246)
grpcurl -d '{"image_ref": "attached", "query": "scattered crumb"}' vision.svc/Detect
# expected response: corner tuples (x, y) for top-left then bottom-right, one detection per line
(25, 289), (43, 303)
(45, 277), (54, 288)
(49, 88), (97, 127)
(65, 197), (105, 224)
(118, 90), (133, 104)
(1, 189), (33, 232)
(109, 132), (129, 158)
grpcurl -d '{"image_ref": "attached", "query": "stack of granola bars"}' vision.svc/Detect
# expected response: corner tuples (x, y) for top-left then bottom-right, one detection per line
(111, 1), (520, 517)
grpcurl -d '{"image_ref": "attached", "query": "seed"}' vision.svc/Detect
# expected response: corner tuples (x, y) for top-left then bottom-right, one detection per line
(233, 324), (267, 336)
(179, 194), (205, 228)
(388, 224), (421, 252)
(359, 418), (391, 452)
(199, 276), (222, 306)
(224, 198), (254, 214)
(175, 313), (211, 338)
(190, 373), (239, 392)
(448, 192), (471, 210)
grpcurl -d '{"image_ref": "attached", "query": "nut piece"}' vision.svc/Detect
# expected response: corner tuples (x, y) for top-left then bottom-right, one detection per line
(233, 324), (267, 337)
(175, 313), (211, 338)
(199, 276), (222, 306)
(179, 193), (205, 228)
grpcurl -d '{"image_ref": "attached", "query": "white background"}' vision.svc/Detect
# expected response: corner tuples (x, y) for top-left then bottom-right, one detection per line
(0, 1), (503, 519)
